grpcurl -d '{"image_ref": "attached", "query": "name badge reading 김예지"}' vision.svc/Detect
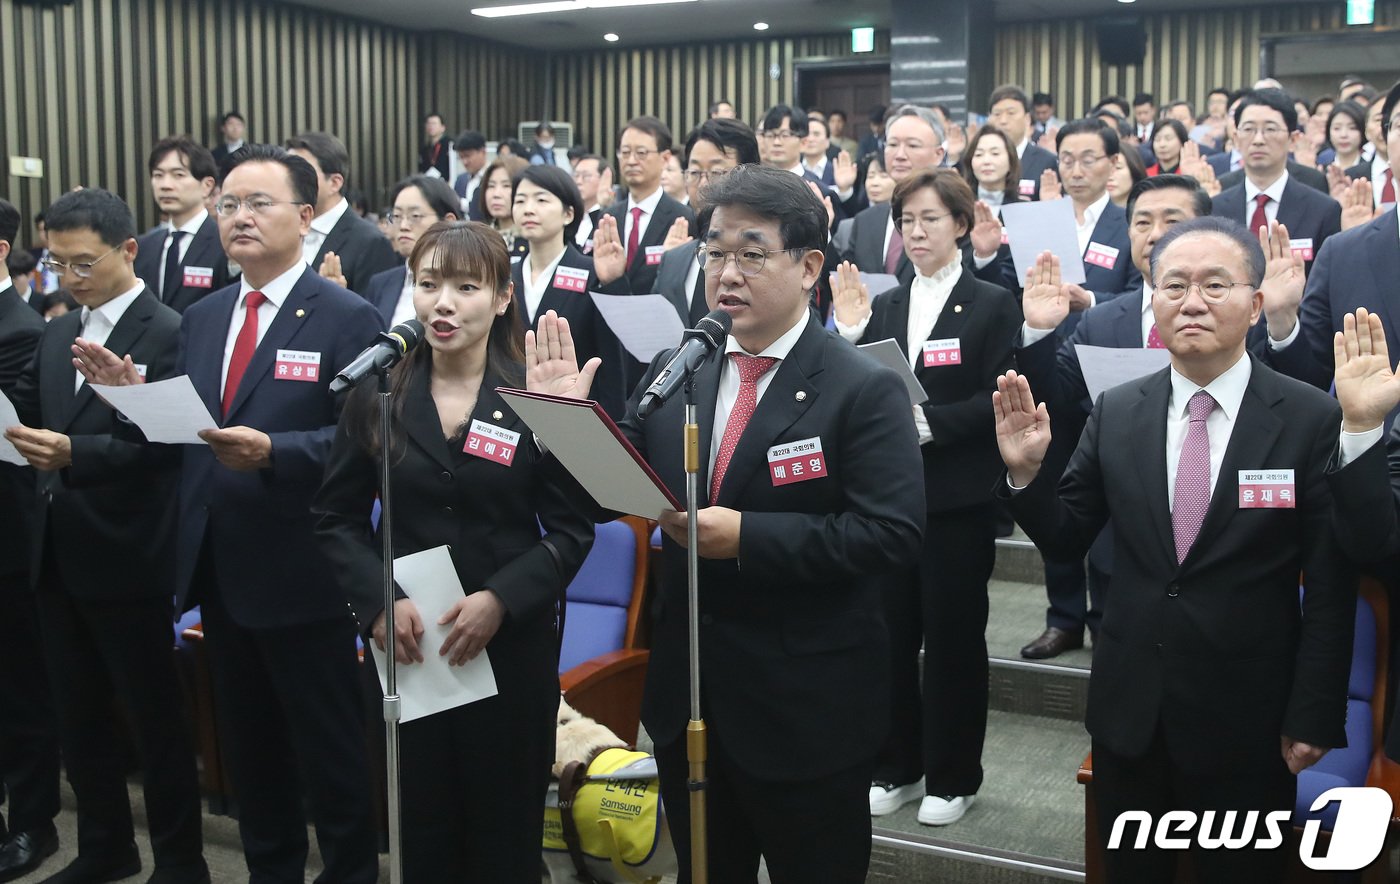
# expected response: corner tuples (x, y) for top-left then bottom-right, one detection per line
(465, 420), (521, 466)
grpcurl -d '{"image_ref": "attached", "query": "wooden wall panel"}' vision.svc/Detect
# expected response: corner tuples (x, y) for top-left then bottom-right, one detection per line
(994, 1), (1400, 122)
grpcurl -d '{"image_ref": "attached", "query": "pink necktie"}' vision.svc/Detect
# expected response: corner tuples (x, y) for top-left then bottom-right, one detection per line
(884, 226), (904, 275)
(710, 354), (777, 501)
(1146, 325), (1165, 349)
(1249, 194), (1270, 239)
(1172, 390), (1217, 564)
(626, 206), (643, 268)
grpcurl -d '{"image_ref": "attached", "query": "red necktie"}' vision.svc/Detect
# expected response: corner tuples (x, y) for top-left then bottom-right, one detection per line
(1382, 169), (1396, 207)
(885, 226), (904, 275)
(222, 291), (267, 417)
(1146, 325), (1166, 349)
(710, 354), (778, 501)
(626, 206), (643, 268)
(1172, 390), (1217, 564)
(1249, 194), (1270, 239)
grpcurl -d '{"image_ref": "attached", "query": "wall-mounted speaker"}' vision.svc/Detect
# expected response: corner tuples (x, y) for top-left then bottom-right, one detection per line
(1096, 17), (1147, 66)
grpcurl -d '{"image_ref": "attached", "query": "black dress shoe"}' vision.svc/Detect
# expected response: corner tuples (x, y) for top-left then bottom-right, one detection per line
(1020, 627), (1084, 660)
(144, 862), (211, 884)
(37, 844), (141, 884)
(0, 827), (59, 883)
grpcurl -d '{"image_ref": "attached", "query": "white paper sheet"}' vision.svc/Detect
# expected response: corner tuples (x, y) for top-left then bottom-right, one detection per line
(999, 199), (1088, 286)
(829, 271), (902, 300)
(368, 545), (499, 723)
(857, 338), (927, 405)
(1075, 345), (1171, 401)
(89, 376), (216, 445)
(589, 292), (686, 362)
(0, 390), (28, 465)
(498, 389), (679, 520)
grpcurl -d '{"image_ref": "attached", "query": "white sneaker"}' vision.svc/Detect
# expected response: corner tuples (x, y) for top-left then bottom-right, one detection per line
(868, 781), (923, 816)
(917, 794), (975, 826)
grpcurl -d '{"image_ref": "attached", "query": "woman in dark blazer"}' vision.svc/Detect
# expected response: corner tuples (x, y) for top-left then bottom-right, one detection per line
(957, 125), (1024, 293)
(510, 163), (628, 418)
(365, 175), (460, 327)
(313, 221), (594, 883)
(477, 155), (530, 262)
(833, 169), (1022, 827)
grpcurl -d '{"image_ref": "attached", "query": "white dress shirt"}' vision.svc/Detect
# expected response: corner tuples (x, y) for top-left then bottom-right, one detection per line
(1075, 191), (1112, 256)
(623, 188), (664, 251)
(521, 248), (567, 324)
(221, 262), (304, 395)
(574, 204), (600, 250)
(301, 198), (351, 268)
(1164, 354), (1251, 505)
(802, 157), (828, 180)
(390, 263), (417, 327)
(1243, 171), (1289, 230)
(1016, 136), (1031, 159)
(76, 283), (145, 391)
(684, 253), (703, 315)
(709, 312), (808, 479)
(156, 209), (208, 298)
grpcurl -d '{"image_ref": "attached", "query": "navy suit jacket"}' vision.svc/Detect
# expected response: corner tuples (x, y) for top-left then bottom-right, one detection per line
(364, 264), (407, 327)
(1206, 151), (1238, 177)
(656, 241), (706, 328)
(1018, 143), (1059, 200)
(453, 173), (487, 222)
(173, 268), (385, 626)
(311, 209), (399, 297)
(1211, 176), (1341, 276)
(133, 215), (229, 314)
(1080, 202), (1140, 298)
(604, 193), (695, 297)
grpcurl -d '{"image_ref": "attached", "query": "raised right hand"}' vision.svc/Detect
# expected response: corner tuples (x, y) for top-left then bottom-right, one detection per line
(994, 371), (1051, 488)
(72, 338), (146, 386)
(661, 216), (692, 251)
(371, 598), (425, 665)
(1022, 251), (1069, 331)
(1341, 178), (1377, 231)
(1326, 163), (1351, 202)
(525, 310), (600, 400)
(1334, 308), (1400, 434)
(592, 214), (627, 285)
(832, 261), (871, 328)
(1039, 169), (1062, 201)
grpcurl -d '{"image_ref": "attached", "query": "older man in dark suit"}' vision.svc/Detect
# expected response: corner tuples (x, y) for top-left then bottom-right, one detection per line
(996, 216), (1356, 882)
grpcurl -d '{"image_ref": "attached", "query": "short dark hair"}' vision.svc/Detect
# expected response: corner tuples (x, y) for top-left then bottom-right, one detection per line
(454, 130), (486, 152)
(148, 135), (218, 181)
(0, 199), (19, 247)
(1383, 81), (1400, 137)
(7, 248), (37, 275)
(761, 104), (809, 138)
(285, 131), (351, 186)
(476, 155), (529, 222)
(828, 109), (847, 121)
(534, 122), (554, 136)
(868, 104), (887, 124)
(685, 118), (761, 167)
(696, 164), (828, 254)
(44, 188), (137, 248)
(1033, 92), (1054, 107)
(221, 111), (244, 125)
(1233, 88), (1298, 132)
(513, 164), (586, 246)
(619, 116), (673, 154)
(709, 100), (733, 116)
(1152, 119), (1191, 153)
(499, 139), (530, 159)
(389, 175), (462, 222)
(566, 143), (589, 163)
(575, 153), (607, 173)
(1125, 173), (1212, 220)
(892, 168), (976, 239)
(1094, 95), (1131, 117)
(1326, 101), (1368, 150)
(1056, 118), (1121, 156)
(1132, 92), (1155, 107)
(1167, 100), (1195, 118)
(1207, 87), (1231, 102)
(1150, 216), (1265, 288)
(989, 85), (1031, 113)
(221, 143), (320, 207)
(424, 112), (443, 125)
(42, 290), (79, 315)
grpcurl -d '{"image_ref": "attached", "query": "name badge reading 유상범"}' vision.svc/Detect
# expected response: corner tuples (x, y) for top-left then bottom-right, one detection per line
(1238, 469), (1296, 509)
(922, 338), (962, 367)
(274, 350), (321, 382)
(767, 437), (827, 486)
(552, 265), (590, 293)
(464, 419), (521, 466)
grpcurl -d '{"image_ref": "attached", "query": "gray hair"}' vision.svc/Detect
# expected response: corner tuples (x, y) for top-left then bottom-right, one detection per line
(884, 104), (946, 145)
(1149, 216), (1266, 289)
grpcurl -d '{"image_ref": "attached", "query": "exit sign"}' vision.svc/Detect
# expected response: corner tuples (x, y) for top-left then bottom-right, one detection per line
(1348, 0), (1375, 25)
(851, 27), (874, 53)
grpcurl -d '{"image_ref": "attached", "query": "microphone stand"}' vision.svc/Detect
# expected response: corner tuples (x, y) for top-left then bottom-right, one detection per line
(377, 367), (404, 884)
(683, 372), (708, 884)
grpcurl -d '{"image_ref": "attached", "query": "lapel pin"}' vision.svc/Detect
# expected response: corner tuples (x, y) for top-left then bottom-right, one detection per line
(295, 308), (305, 318)
(954, 304), (963, 313)
(492, 410), (503, 420)
(795, 391), (807, 402)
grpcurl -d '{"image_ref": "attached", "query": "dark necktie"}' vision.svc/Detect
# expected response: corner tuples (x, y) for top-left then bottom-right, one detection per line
(161, 230), (188, 303)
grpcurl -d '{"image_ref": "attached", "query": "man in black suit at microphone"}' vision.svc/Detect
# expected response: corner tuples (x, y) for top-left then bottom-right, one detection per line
(528, 165), (925, 883)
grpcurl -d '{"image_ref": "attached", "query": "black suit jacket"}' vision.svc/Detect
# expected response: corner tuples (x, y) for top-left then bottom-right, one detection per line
(365, 264), (407, 328)
(655, 241), (706, 327)
(599, 317), (925, 780)
(312, 209), (399, 297)
(1218, 161), (1329, 195)
(1211, 175), (1341, 276)
(1080, 202), (1140, 298)
(1018, 143), (1059, 200)
(835, 202), (1019, 292)
(10, 290), (183, 599)
(1002, 357), (1354, 775)
(603, 193), (695, 297)
(853, 271), (1021, 513)
(0, 291), (45, 583)
(133, 214), (229, 313)
(419, 137), (451, 178)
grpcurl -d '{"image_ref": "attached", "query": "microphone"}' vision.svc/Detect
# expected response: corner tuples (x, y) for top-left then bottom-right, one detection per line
(636, 309), (732, 420)
(328, 320), (424, 394)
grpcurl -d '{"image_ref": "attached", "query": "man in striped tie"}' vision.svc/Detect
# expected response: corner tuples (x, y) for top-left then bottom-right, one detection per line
(994, 215), (1360, 883)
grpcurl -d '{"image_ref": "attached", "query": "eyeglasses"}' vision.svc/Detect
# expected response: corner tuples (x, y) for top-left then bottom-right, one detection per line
(616, 148), (655, 160)
(42, 245), (122, 279)
(893, 212), (952, 233)
(214, 196), (308, 217)
(759, 130), (800, 141)
(1236, 124), (1289, 140)
(1155, 279), (1255, 303)
(386, 211), (436, 226)
(1057, 153), (1106, 170)
(696, 244), (807, 276)
(684, 169), (731, 184)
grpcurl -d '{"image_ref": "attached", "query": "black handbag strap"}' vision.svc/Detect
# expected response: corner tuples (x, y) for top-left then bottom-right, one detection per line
(558, 760), (601, 883)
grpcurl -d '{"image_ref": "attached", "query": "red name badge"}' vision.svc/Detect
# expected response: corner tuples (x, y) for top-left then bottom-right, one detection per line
(1289, 238), (1314, 262)
(552, 266), (590, 293)
(922, 338), (962, 367)
(464, 419), (521, 466)
(182, 265), (214, 289)
(767, 437), (826, 486)
(1084, 242), (1120, 269)
(1238, 469), (1296, 509)
(274, 349), (321, 382)
(645, 245), (666, 266)
(1000, 228), (1010, 246)
(1019, 178), (1036, 196)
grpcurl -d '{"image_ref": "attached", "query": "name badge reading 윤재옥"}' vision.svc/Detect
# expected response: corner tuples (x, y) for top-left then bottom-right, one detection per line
(274, 350), (321, 382)
(767, 437), (827, 486)
(464, 419), (521, 466)
(1238, 469), (1296, 509)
